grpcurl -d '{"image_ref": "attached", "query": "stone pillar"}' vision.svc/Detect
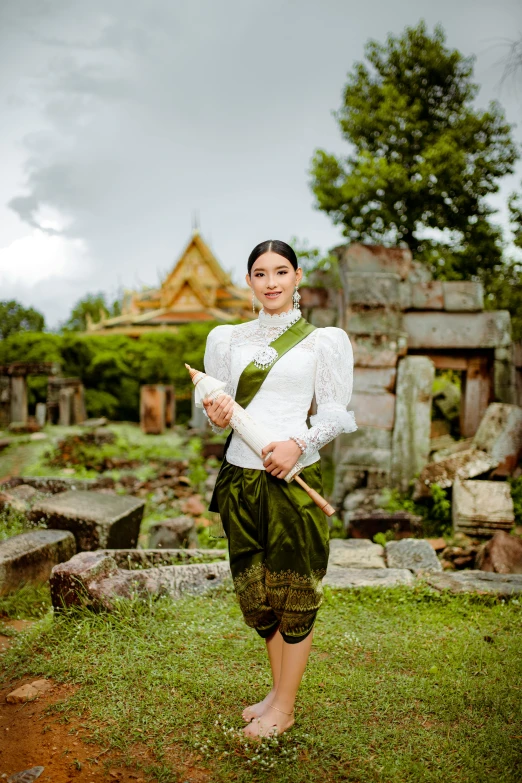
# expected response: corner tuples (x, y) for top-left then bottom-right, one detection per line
(494, 347), (516, 405)
(140, 385), (166, 434)
(460, 356), (492, 438)
(390, 356), (435, 492)
(72, 384), (87, 424)
(10, 376), (28, 424)
(35, 402), (47, 427)
(59, 387), (74, 426)
(164, 385), (176, 427)
(189, 390), (208, 430)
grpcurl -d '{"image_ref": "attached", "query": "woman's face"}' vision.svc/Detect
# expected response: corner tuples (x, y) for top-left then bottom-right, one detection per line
(246, 252), (302, 315)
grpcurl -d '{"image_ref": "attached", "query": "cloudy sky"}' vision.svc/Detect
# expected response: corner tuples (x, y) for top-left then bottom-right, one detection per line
(1, 0), (521, 328)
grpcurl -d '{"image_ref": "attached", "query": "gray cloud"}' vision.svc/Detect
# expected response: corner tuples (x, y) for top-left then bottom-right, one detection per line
(1, 0), (522, 326)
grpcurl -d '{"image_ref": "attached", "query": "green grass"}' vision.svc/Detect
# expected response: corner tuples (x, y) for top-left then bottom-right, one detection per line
(1, 584), (520, 782)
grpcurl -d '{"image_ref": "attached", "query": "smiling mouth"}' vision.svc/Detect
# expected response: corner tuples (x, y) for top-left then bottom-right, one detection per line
(264, 292), (282, 297)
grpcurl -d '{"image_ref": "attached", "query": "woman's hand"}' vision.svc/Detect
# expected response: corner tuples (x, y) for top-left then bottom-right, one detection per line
(261, 440), (303, 479)
(202, 393), (234, 428)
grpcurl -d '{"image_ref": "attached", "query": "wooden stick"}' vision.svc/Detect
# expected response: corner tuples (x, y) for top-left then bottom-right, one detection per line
(293, 474), (336, 517)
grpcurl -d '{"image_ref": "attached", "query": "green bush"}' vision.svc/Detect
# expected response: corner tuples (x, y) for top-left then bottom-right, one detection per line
(381, 483), (452, 538)
(0, 323), (219, 422)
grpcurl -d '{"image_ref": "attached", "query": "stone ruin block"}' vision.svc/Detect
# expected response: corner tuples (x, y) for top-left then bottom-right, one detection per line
(390, 356), (434, 492)
(350, 391), (396, 430)
(0, 529), (76, 596)
(343, 273), (402, 308)
(344, 307), (403, 335)
(345, 509), (423, 540)
(472, 403), (522, 476)
(328, 538), (386, 569)
(309, 308), (338, 328)
(29, 490), (145, 551)
(140, 384), (166, 434)
(403, 311), (511, 349)
(410, 281), (444, 310)
(476, 530), (522, 574)
(452, 479), (515, 537)
(350, 334), (407, 367)
(442, 281), (484, 312)
(353, 367), (397, 394)
(335, 242), (413, 281)
(148, 516), (199, 549)
(324, 565), (414, 589)
(385, 538), (442, 574)
(414, 449), (498, 499)
(50, 549), (231, 610)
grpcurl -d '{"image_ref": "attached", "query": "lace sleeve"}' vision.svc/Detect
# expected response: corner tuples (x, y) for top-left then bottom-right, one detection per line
(202, 325), (234, 434)
(293, 327), (357, 457)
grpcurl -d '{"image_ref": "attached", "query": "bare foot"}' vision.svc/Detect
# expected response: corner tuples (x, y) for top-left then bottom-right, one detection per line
(242, 706), (295, 740)
(242, 688), (276, 722)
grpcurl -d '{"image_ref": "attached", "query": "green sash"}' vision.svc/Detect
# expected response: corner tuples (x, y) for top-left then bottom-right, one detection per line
(208, 316), (316, 518)
(234, 317), (317, 410)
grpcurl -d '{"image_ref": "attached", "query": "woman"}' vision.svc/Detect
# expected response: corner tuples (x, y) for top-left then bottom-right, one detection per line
(202, 239), (356, 739)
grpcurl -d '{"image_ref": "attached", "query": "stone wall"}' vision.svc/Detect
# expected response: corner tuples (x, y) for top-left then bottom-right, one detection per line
(300, 243), (516, 505)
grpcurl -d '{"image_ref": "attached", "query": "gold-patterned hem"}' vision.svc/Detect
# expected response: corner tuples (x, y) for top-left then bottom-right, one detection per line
(232, 562), (326, 637)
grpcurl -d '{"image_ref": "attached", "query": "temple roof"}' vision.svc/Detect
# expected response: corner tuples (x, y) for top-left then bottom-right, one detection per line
(87, 230), (252, 334)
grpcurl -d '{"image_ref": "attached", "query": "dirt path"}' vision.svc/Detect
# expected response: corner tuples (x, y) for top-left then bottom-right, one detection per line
(0, 652), (210, 783)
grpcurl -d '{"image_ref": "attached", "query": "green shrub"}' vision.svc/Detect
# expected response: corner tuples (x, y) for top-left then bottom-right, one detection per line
(0, 323), (219, 422)
(381, 483), (452, 538)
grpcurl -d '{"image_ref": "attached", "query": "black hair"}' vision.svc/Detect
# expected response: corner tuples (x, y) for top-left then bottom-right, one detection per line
(247, 239), (298, 275)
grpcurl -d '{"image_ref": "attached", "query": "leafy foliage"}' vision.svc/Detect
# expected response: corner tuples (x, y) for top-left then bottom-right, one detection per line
(0, 323), (217, 421)
(61, 292), (122, 332)
(310, 21), (518, 280)
(0, 300), (45, 340)
(381, 482), (452, 538)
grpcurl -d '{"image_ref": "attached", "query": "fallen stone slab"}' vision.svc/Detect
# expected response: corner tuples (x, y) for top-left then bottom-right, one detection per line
(414, 449), (498, 499)
(472, 403), (522, 475)
(324, 565), (414, 588)
(329, 539), (386, 569)
(425, 570), (522, 596)
(50, 549), (231, 610)
(96, 548), (226, 567)
(385, 538), (442, 574)
(0, 530), (76, 596)
(30, 490), (145, 551)
(452, 479), (514, 537)
(6, 679), (53, 704)
(476, 531), (522, 574)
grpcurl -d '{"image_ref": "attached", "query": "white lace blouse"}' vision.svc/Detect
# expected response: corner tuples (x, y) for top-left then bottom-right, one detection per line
(203, 308), (357, 470)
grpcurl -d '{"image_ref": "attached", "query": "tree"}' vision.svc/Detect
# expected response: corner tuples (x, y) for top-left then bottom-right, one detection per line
(310, 22), (519, 280)
(0, 300), (45, 340)
(62, 292), (122, 332)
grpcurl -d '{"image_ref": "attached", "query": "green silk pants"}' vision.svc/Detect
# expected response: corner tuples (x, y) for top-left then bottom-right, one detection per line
(212, 459), (330, 644)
